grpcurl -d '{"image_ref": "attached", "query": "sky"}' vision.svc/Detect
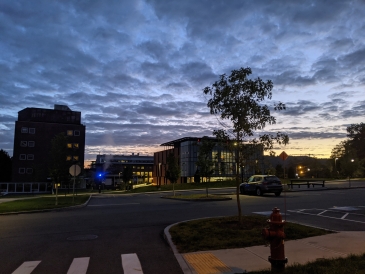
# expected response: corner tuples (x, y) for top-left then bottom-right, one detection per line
(1, 0), (364, 165)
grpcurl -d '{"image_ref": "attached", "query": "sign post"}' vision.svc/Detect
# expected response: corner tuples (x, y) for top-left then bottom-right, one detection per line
(279, 151), (289, 178)
(69, 164), (81, 204)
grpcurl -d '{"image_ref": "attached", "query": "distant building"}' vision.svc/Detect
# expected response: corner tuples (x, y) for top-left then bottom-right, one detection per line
(153, 137), (264, 186)
(91, 153), (154, 188)
(12, 105), (86, 183)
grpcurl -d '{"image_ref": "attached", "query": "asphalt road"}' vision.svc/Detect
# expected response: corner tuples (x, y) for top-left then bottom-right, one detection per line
(1, 186), (364, 274)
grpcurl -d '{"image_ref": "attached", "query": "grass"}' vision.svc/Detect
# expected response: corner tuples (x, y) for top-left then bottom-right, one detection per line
(169, 215), (333, 253)
(0, 195), (90, 213)
(249, 253), (365, 274)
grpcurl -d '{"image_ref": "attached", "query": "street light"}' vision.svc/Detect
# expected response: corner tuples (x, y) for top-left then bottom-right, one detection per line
(335, 158), (338, 176)
(349, 159), (354, 188)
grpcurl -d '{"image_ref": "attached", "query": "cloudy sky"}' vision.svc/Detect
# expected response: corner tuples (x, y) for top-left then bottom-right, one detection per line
(1, 0), (364, 165)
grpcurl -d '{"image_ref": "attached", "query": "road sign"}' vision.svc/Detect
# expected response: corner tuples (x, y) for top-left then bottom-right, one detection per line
(69, 164), (81, 176)
(279, 151), (289, 161)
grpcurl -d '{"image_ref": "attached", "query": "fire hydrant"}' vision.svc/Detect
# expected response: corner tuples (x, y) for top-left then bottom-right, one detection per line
(262, 207), (288, 272)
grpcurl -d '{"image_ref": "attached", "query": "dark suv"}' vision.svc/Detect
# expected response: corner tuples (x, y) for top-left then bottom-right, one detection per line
(239, 175), (282, 196)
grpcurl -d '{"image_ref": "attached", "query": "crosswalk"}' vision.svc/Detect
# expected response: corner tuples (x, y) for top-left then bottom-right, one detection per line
(11, 253), (143, 274)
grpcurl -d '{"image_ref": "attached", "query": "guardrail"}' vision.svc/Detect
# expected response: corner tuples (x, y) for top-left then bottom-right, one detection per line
(289, 179), (325, 189)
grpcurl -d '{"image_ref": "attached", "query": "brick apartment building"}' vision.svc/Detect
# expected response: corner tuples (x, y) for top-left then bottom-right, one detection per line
(12, 105), (85, 182)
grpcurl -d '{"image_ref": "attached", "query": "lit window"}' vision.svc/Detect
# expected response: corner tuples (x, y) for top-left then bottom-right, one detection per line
(73, 156), (79, 161)
(28, 141), (35, 147)
(26, 168), (33, 174)
(20, 141), (27, 147)
(67, 130), (73, 136)
(27, 154), (34, 160)
(19, 168), (25, 174)
(73, 143), (79, 149)
(19, 154), (26, 160)
(74, 130), (80, 136)
(21, 127), (28, 133)
(67, 143), (73, 149)
(29, 128), (35, 134)
(66, 156), (72, 161)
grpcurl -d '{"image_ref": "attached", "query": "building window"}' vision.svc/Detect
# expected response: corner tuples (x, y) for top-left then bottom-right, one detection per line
(19, 154), (26, 160)
(26, 168), (33, 174)
(73, 156), (79, 161)
(27, 154), (34, 160)
(66, 156), (72, 161)
(19, 168), (25, 174)
(28, 141), (35, 147)
(67, 130), (73, 136)
(20, 141), (27, 147)
(67, 143), (73, 149)
(21, 127), (28, 133)
(73, 143), (79, 149)
(74, 130), (80, 136)
(29, 128), (35, 134)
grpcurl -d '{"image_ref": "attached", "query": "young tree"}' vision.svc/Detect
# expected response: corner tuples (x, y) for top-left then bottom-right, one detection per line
(49, 133), (70, 205)
(203, 67), (289, 223)
(195, 138), (216, 196)
(166, 153), (181, 197)
(122, 166), (133, 190)
(0, 149), (12, 182)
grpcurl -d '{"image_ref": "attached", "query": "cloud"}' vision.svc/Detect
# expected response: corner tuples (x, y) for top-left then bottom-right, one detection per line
(0, 0), (364, 161)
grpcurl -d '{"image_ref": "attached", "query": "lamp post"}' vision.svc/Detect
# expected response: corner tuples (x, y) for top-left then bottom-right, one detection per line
(349, 159), (354, 188)
(335, 158), (338, 176)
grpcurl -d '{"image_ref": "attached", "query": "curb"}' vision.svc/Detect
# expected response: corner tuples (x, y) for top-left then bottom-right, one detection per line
(164, 223), (195, 274)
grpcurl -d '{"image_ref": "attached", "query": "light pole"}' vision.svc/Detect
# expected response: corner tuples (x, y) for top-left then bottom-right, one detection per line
(349, 159), (354, 188)
(335, 158), (338, 176)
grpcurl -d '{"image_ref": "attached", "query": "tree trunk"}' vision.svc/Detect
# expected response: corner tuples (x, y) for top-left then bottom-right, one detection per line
(235, 134), (242, 225)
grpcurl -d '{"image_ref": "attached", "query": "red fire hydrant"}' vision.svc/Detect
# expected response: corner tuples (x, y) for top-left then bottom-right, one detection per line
(262, 207), (288, 272)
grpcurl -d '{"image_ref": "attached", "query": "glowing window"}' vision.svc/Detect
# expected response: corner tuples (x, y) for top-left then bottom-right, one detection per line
(67, 143), (73, 149)
(66, 156), (72, 161)
(73, 143), (79, 149)
(67, 130), (73, 136)
(73, 156), (79, 161)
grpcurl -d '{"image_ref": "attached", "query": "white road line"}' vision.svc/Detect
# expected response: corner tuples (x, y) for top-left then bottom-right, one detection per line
(293, 210), (365, 224)
(122, 253), (143, 274)
(341, 213), (349, 219)
(88, 203), (140, 207)
(12, 261), (41, 274)
(67, 257), (90, 274)
(317, 210), (327, 216)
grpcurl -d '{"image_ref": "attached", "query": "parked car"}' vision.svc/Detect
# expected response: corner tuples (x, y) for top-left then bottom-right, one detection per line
(239, 175), (282, 196)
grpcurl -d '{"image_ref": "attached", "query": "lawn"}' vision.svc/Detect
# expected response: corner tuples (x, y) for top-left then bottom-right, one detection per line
(169, 215), (333, 253)
(0, 195), (90, 213)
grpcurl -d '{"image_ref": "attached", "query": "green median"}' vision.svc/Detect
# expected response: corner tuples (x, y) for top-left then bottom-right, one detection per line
(0, 195), (90, 213)
(169, 215), (332, 253)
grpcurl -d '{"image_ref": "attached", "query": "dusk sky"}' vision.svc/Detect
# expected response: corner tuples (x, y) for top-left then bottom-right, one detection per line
(1, 0), (364, 165)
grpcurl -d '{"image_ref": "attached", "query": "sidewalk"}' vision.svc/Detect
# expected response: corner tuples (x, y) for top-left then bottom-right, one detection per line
(165, 228), (365, 274)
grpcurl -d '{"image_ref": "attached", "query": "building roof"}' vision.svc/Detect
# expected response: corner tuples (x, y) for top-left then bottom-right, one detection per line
(160, 136), (216, 146)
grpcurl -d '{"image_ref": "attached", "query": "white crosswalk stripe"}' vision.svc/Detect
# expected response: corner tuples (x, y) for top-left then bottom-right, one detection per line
(67, 257), (90, 274)
(11, 254), (144, 274)
(11, 261), (41, 274)
(121, 253), (144, 274)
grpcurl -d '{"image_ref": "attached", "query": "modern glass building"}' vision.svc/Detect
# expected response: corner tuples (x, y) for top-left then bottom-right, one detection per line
(153, 137), (264, 185)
